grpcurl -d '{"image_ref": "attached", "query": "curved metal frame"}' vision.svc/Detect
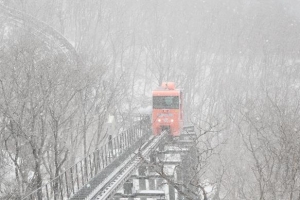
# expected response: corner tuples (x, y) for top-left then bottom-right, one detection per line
(0, 3), (80, 66)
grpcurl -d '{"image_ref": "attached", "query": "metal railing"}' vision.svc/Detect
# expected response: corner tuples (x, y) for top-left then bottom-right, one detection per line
(22, 115), (151, 200)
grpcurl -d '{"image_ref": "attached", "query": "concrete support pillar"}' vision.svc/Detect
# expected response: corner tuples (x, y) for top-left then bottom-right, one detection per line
(157, 145), (165, 190)
(176, 166), (183, 200)
(148, 154), (156, 190)
(168, 184), (175, 200)
(138, 166), (147, 200)
(123, 180), (134, 200)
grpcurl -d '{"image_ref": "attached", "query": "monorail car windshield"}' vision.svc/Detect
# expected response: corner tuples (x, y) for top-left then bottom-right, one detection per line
(153, 96), (179, 109)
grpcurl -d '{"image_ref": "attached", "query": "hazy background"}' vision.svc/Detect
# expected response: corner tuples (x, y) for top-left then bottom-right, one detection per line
(1, 0), (300, 199)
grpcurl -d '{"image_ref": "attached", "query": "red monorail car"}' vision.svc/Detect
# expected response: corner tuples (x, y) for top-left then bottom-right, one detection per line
(152, 82), (183, 136)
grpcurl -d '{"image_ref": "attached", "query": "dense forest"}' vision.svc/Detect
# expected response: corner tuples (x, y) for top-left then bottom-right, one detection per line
(1, 0), (300, 199)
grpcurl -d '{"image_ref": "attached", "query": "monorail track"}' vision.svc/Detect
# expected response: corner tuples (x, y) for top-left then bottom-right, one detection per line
(87, 131), (167, 200)
(21, 120), (195, 200)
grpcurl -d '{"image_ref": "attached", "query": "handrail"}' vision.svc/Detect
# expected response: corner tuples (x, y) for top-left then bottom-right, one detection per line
(21, 115), (151, 200)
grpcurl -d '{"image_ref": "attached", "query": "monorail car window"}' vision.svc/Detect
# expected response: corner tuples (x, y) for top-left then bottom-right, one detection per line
(153, 96), (179, 109)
